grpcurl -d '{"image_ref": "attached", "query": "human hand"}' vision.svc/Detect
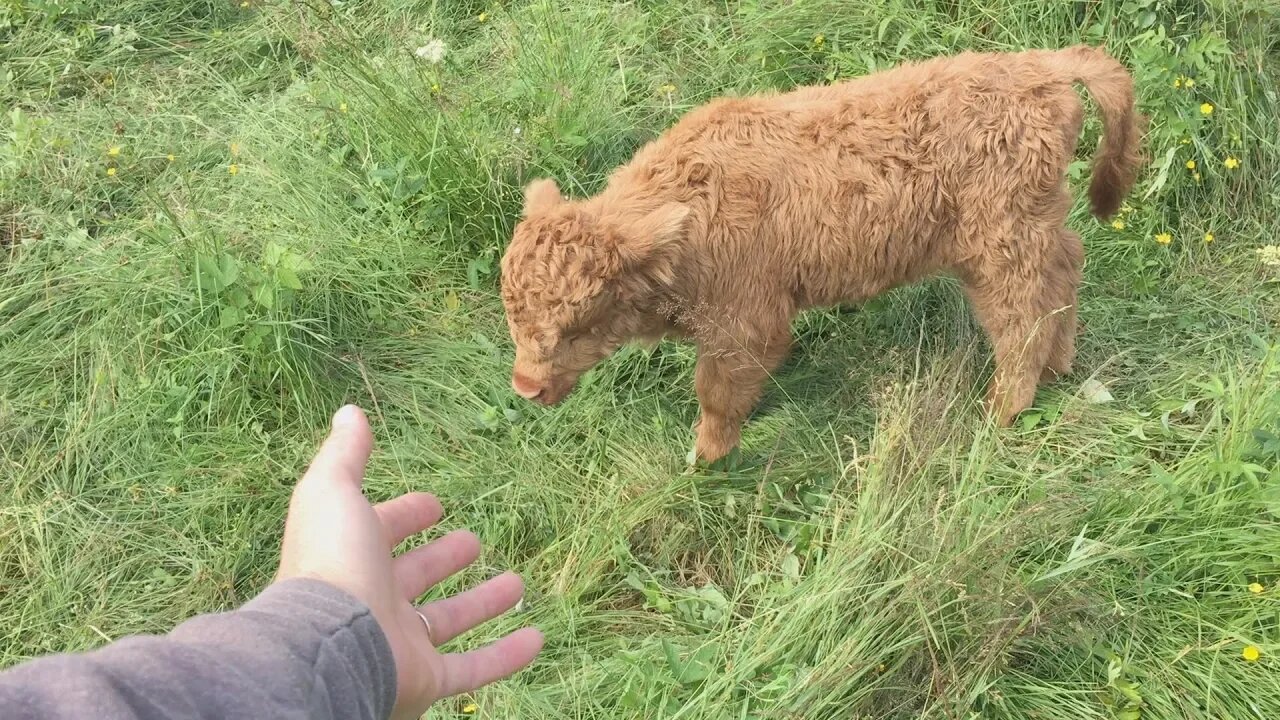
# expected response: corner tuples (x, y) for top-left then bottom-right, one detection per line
(276, 405), (543, 720)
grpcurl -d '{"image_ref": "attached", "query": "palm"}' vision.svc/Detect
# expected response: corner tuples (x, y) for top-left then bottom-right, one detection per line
(278, 406), (542, 719)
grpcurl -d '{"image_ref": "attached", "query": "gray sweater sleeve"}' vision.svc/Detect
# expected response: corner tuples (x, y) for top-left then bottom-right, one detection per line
(0, 578), (397, 720)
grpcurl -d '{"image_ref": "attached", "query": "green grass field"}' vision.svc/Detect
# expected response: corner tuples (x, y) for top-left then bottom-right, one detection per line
(3, 0), (1280, 717)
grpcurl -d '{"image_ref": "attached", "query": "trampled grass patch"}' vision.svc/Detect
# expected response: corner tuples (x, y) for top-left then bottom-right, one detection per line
(2, 1), (1279, 717)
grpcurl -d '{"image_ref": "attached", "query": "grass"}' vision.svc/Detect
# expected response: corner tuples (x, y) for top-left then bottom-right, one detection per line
(2, 0), (1279, 717)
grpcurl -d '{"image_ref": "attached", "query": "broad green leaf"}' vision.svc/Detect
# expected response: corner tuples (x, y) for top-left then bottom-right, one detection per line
(253, 284), (275, 309)
(277, 266), (303, 290)
(219, 305), (242, 328)
(219, 254), (240, 287)
(195, 254), (226, 293)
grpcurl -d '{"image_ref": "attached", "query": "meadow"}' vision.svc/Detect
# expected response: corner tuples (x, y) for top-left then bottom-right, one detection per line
(2, 0), (1279, 717)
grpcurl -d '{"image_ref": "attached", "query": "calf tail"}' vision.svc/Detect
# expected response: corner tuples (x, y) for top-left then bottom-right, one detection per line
(1048, 46), (1145, 218)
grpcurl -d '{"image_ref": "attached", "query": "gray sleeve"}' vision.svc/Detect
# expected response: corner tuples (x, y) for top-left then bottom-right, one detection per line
(0, 578), (397, 720)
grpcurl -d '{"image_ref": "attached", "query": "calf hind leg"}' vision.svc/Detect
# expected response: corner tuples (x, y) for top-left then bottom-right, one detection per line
(967, 285), (1055, 426)
(1040, 229), (1084, 382)
(964, 229), (1078, 426)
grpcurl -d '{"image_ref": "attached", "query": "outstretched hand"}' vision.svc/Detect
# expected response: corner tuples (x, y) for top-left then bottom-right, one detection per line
(276, 405), (543, 720)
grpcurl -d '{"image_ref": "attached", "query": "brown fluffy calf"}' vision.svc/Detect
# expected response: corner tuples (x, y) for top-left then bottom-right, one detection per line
(500, 46), (1143, 461)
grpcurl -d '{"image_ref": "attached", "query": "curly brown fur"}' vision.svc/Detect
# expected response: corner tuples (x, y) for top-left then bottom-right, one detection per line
(500, 46), (1143, 461)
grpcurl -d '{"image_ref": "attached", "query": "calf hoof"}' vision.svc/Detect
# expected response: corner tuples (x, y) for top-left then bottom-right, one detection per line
(984, 394), (1022, 429)
(693, 437), (736, 464)
(693, 422), (739, 464)
(1040, 363), (1072, 384)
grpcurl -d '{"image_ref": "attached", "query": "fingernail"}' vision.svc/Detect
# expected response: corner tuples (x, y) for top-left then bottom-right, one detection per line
(333, 404), (364, 429)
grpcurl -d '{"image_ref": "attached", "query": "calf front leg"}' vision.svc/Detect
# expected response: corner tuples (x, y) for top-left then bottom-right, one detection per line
(693, 330), (790, 462)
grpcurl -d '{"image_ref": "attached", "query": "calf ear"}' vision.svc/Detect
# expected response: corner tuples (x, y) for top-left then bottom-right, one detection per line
(618, 203), (689, 286)
(523, 178), (562, 216)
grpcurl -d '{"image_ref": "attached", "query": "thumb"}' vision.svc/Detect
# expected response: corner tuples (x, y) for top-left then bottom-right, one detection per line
(300, 405), (374, 492)
(278, 405), (375, 580)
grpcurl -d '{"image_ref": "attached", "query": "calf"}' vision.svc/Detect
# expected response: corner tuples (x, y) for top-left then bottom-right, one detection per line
(500, 46), (1143, 461)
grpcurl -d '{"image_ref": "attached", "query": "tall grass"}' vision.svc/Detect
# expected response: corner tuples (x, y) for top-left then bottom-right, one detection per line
(2, 0), (1278, 717)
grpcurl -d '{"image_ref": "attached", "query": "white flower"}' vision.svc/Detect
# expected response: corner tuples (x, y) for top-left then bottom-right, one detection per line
(414, 39), (446, 64)
(1257, 245), (1280, 268)
(513, 126), (521, 136)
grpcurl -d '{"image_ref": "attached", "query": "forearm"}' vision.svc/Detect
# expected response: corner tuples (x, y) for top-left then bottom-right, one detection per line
(0, 579), (396, 720)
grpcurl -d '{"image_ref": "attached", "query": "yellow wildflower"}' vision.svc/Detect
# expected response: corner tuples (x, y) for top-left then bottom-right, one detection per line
(240, 0), (248, 6)
(1180, 137), (1191, 145)
(813, 33), (826, 48)
(1203, 232), (1214, 244)
(477, 11), (488, 22)
(108, 145), (121, 157)
(1250, 582), (1265, 594)
(167, 153), (176, 162)
(1111, 219), (1125, 230)
(1243, 645), (1261, 662)
(1192, 171), (1201, 182)
(1224, 156), (1240, 170)
(1155, 232), (1172, 245)
(1185, 77), (1195, 88)
(106, 167), (117, 177)
(659, 83), (676, 94)
(430, 83), (441, 94)
(462, 703), (478, 714)
(1185, 159), (1196, 170)
(1173, 76), (1182, 88)
(1200, 102), (1214, 115)
(230, 141), (241, 156)
(228, 163), (240, 175)
(339, 101), (348, 113)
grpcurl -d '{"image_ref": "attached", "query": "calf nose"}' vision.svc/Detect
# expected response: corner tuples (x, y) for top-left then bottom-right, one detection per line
(511, 372), (545, 400)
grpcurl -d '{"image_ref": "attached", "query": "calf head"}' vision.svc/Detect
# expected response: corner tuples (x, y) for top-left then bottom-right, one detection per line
(500, 178), (688, 405)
